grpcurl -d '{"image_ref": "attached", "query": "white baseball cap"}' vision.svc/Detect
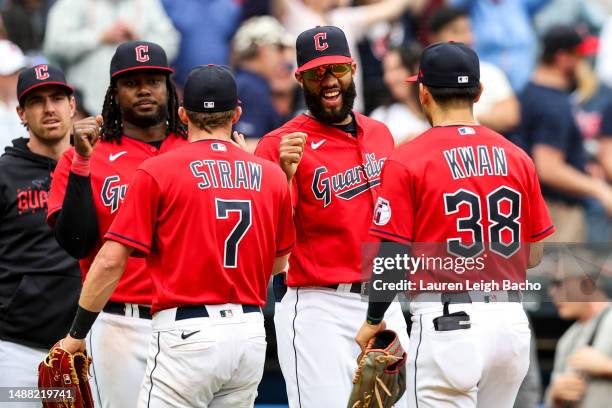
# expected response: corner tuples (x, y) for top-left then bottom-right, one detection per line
(232, 16), (294, 55)
(0, 40), (26, 76)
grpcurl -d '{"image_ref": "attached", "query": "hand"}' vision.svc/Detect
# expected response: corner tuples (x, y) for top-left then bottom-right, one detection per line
(231, 131), (247, 151)
(73, 115), (103, 157)
(60, 335), (86, 354)
(549, 372), (586, 403)
(279, 132), (307, 182)
(100, 21), (135, 44)
(569, 346), (612, 377)
(355, 320), (386, 353)
(594, 181), (612, 216)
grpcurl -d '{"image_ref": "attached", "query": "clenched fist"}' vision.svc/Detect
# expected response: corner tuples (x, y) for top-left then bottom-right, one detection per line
(73, 115), (103, 158)
(279, 132), (307, 182)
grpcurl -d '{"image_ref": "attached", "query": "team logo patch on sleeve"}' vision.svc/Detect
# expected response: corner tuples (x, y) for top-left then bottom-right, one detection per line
(211, 143), (227, 152)
(373, 197), (391, 226)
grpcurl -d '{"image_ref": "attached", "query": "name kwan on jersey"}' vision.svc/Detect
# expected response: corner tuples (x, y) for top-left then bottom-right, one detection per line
(312, 153), (385, 207)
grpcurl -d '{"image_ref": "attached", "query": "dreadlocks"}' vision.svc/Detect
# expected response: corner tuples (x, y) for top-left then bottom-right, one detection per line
(100, 74), (188, 143)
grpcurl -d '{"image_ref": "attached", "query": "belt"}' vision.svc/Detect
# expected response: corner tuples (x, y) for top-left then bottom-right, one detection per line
(324, 282), (363, 294)
(440, 290), (522, 304)
(175, 304), (261, 321)
(103, 301), (152, 320)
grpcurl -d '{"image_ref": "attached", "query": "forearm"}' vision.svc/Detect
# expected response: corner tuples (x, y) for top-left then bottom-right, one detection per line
(366, 240), (409, 323)
(54, 171), (100, 258)
(598, 139), (612, 181)
(476, 98), (520, 133)
(79, 242), (129, 312)
(538, 160), (603, 198)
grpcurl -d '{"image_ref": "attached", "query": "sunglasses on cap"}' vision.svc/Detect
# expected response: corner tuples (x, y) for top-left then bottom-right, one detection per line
(301, 63), (351, 81)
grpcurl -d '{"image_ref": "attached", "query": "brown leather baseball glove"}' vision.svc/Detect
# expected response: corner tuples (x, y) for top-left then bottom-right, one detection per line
(348, 330), (407, 408)
(38, 341), (94, 408)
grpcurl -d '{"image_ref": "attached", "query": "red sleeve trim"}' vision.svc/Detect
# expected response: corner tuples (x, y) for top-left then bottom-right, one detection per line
(276, 243), (294, 257)
(530, 225), (555, 241)
(369, 228), (413, 245)
(105, 231), (150, 254)
(46, 204), (61, 226)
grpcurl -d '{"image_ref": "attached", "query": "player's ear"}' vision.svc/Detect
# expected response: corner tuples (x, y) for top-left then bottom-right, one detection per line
(178, 106), (189, 125)
(418, 83), (428, 107)
(232, 106), (242, 124)
(68, 94), (77, 119)
(294, 71), (304, 87)
(16, 105), (26, 126)
(474, 82), (483, 103)
(350, 62), (357, 75)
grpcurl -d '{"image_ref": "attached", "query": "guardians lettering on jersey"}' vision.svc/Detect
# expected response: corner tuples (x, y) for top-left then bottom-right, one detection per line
(443, 146), (508, 180)
(190, 159), (262, 191)
(17, 175), (51, 214)
(312, 153), (385, 207)
(101, 175), (128, 213)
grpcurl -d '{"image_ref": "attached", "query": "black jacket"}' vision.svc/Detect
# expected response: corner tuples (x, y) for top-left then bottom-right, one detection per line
(0, 138), (81, 349)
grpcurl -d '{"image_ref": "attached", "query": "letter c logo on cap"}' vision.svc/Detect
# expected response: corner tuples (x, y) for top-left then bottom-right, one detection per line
(34, 65), (49, 80)
(135, 45), (150, 63)
(314, 33), (328, 51)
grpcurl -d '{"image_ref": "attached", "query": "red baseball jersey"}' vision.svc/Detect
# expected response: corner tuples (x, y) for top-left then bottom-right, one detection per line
(370, 125), (554, 286)
(255, 113), (394, 286)
(47, 135), (188, 304)
(105, 139), (295, 313)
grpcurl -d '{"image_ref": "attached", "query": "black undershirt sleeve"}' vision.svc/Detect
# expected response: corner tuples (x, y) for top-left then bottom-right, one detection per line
(366, 239), (411, 324)
(53, 172), (100, 259)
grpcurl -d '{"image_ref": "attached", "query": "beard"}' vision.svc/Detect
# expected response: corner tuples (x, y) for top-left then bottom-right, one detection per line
(121, 103), (167, 128)
(303, 79), (357, 124)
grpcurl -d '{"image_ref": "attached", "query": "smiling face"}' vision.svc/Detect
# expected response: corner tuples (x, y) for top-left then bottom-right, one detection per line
(296, 62), (357, 124)
(114, 71), (168, 128)
(17, 85), (75, 143)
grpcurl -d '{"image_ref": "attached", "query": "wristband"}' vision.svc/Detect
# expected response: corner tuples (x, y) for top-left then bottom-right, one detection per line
(69, 306), (99, 339)
(71, 152), (91, 176)
(366, 315), (383, 326)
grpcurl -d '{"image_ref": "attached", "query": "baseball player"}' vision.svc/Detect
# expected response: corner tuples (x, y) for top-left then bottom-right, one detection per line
(58, 64), (295, 407)
(0, 65), (81, 408)
(356, 42), (555, 407)
(46, 41), (190, 407)
(255, 26), (410, 407)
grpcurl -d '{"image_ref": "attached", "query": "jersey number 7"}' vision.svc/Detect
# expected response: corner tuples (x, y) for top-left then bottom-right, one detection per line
(444, 186), (521, 258)
(215, 199), (252, 268)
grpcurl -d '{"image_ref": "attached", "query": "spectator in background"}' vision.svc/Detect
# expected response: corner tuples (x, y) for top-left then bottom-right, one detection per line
(573, 51), (612, 243)
(275, 0), (423, 112)
(546, 251), (612, 408)
(535, 0), (605, 36)
(427, 6), (521, 134)
(0, 40), (27, 151)
(231, 16), (292, 151)
(599, 101), (612, 178)
(517, 25), (612, 243)
(370, 43), (429, 145)
(449, 0), (549, 92)
(161, 0), (242, 87)
(43, 0), (179, 115)
(0, 65), (81, 408)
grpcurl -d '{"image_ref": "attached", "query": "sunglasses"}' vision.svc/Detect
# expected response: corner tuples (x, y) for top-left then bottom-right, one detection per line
(301, 63), (352, 81)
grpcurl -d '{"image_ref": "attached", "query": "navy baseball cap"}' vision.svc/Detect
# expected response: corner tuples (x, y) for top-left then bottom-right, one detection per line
(407, 42), (480, 88)
(543, 25), (599, 57)
(110, 40), (173, 79)
(17, 64), (74, 105)
(296, 26), (353, 72)
(183, 64), (238, 113)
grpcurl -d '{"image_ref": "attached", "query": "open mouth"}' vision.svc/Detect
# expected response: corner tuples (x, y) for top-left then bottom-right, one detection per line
(321, 88), (341, 108)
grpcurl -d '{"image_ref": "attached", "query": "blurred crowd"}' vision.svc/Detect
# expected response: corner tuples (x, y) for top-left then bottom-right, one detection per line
(2, 0), (612, 407)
